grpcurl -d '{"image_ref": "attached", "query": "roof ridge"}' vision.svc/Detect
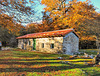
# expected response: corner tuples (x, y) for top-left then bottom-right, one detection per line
(16, 28), (77, 39)
(27, 28), (74, 35)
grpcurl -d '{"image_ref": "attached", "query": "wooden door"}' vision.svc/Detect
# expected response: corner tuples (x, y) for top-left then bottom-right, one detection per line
(33, 39), (36, 50)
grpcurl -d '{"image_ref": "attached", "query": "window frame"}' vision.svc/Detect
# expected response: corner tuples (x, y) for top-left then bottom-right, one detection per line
(42, 43), (44, 48)
(29, 41), (31, 45)
(51, 43), (54, 49)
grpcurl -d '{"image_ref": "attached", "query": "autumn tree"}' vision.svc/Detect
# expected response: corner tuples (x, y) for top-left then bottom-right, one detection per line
(0, 27), (11, 42)
(25, 23), (51, 33)
(41, 0), (97, 36)
(0, 14), (24, 36)
(0, 0), (42, 47)
(39, 12), (54, 32)
(0, 14), (24, 47)
(25, 23), (39, 33)
(0, 26), (17, 47)
(0, 0), (41, 23)
(85, 13), (100, 49)
(25, 11), (55, 33)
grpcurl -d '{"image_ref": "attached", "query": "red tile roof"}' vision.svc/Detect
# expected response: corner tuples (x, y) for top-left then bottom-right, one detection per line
(16, 28), (78, 39)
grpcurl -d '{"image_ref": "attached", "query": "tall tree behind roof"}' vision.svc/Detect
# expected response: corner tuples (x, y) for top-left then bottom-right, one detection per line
(41, 0), (97, 36)
(0, 14), (24, 36)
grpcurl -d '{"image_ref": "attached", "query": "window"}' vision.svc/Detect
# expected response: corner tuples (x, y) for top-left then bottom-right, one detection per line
(52, 37), (54, 40)
(24, 39), (27, 44)
(42, 43), (44, 48)
(19, 40), (21, 44)
(29, 41), (31, 45)
(51, 44), (54, 49)
(23, 39), (24, 43)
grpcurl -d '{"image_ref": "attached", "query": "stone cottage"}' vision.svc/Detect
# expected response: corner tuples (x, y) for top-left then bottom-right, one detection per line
(16, 29), (79, 55)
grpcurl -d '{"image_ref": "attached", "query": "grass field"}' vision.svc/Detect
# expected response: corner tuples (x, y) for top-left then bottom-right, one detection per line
(79, 49), (100, 55)
(0, 49), (100, 76)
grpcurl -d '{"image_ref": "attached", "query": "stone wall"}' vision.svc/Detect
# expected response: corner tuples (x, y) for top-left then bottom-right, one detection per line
(18, 39), (33, 50)
(36, 37), (63, 53)
(63, 32), (79, 55)
(18, 39), (23, 49)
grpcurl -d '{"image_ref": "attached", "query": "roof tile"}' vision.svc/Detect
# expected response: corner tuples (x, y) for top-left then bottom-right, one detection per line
(16, 28), (78, 39)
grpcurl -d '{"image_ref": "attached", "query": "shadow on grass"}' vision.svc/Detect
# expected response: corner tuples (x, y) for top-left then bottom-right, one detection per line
(12, 51), (70, 58)
(15, 54), (69, 57)
(0, 62), (61, 65)
(0, 64), (91, 72)
(0, 59), (58, 61)
(93, 73), (100, 76)
(0, 59), (92, 63)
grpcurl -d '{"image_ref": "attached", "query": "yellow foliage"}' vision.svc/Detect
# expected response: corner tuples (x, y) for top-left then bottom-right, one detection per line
(0, 14), (24, 36)
(41, 0), (97, 37)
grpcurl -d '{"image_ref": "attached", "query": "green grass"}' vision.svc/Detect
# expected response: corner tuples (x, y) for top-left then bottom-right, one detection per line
(79, 49), (100, 55)
(0, 49), (100, 76)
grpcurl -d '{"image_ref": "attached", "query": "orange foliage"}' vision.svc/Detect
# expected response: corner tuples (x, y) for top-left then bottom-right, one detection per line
(41, 0), (97, 37)
(0, 14), (24, 36)
(25, 22), (53, 33)
(81, 36), (96, 41)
